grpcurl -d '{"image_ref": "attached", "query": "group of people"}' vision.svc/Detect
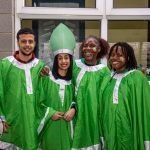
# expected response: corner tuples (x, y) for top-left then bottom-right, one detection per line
(0, 23), (150, 150)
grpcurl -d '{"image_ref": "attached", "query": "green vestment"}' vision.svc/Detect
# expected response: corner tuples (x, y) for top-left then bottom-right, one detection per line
(39, 72), (75, 150)
(0, 56), (44, 150)
(72, 59), (111, 150)
(100, 70), (150, 150)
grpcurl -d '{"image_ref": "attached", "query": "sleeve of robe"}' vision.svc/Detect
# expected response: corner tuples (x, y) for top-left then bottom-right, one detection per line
(98, 67), (111, 145)
(36, 75), (57, 134)
(129, 71), (150, 149)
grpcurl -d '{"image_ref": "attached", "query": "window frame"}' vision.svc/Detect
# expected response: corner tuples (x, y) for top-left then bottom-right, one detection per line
(15, 0), (150, 49)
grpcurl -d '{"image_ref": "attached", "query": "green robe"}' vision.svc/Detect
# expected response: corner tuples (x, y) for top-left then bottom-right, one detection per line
(39, 72), (75, 150)
(72, 59), (111, 150)
(0, 56), (44, 150)
(100, 70), (150, 150)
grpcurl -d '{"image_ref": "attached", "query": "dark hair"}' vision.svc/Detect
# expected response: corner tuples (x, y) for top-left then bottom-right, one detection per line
(80, 35), (109, 59)
(108, 42), (137, 70)
(16, 28), (35, 41)
(52, 54), (73, 81)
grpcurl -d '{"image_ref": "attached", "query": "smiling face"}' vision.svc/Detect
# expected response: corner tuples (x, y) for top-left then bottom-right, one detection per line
(109, 46), (127, 72)
(17, 34), (35, 57)
(57, 53), (70, 72)
(82, 37), (100, 65)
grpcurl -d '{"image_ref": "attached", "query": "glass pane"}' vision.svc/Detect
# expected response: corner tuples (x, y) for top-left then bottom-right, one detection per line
(25, 0), (96, 8)
(113, 0), (149, 8)
(108, 20), (150, 77)
(21, 20), (100, 67)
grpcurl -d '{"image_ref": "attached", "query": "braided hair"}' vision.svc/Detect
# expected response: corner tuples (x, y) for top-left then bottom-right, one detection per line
(108, 42), (137, 70)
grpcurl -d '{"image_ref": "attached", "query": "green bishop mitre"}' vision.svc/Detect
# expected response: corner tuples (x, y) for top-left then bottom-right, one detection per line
(49, 23), (76, 56)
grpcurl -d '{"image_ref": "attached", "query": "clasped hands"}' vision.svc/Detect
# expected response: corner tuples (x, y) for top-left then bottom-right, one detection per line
(51, 108), (75, 121)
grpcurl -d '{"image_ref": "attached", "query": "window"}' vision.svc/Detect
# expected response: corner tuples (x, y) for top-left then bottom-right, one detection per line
(113, 0), (148, 8)
(16, 0), (150, 74)
(108, 20), (150, 69)
(22, 19), (100, 66)
(25, 0), (96, 8)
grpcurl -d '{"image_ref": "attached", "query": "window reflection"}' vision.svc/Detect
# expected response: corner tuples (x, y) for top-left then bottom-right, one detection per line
(113, 0), (148, 8)
(21, 20), (100, 67)
(108, 20), (150, 75)
(25, 0), (96, 8)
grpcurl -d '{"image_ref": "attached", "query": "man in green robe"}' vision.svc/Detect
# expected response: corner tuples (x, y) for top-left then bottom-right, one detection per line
(0, 28), (45, 150)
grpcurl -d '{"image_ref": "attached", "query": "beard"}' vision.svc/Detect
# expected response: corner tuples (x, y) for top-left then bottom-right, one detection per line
(20, 49), (34, 56)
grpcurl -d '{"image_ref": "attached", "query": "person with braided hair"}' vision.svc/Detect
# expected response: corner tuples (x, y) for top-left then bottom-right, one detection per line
(100, 42), (150, 150)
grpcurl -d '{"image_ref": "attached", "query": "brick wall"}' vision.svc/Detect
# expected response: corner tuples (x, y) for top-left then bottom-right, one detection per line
(0, 0), (14, 59)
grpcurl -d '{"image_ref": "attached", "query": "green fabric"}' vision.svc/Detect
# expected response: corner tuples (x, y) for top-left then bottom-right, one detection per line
(146, 75), (150, 81)
(100, 70), (150, 150)
(72, 59), (111, 149)
(0, 56), (45, 150)
(81, 58), (101, 65)
(39, 74), (75, 150)
(49, 23), (76, 55)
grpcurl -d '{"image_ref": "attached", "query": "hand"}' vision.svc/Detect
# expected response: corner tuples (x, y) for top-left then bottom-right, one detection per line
(2, 121), (10, 133)
(51, 112), (64, 121)
(64, 108), (76, 121)
(40, 66), (50, 76)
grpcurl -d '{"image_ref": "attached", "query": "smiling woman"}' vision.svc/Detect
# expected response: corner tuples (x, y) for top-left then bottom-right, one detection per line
(100, 42), (150, 150)
(38, 23), (76, 150)
(57, 53), (71, 74)
(25, 0), (95, 8)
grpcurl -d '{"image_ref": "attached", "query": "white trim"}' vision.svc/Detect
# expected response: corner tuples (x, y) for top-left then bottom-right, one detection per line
(0, 141), (22, 150)
(16, 0), (24, 13)
(101, 18), (108, 40)
(17, 7), (103, 20)
(101, 0), (108, 40)
(72, 143), (100, 150)
(145, 141), (150, 150)
(49, 72), (71, 105)
(75, 59), (106, 72)
(112, 70), (135, 104)
(0, 121), (3, 135)
(75, 69), (86, 96)
(53, 49), (73, 56)
(7, 56), (39, 95)
(75, 59), (106, 96)
(24, 67), (33, 94)
(0, 116), (5, 121)
(38, 107), (50, 134)
(96, 0), (104, 11)
(100, 136), (104, 149)
(70, 120), (74, 139)
(49, 72), (71, 85)
(107, 8), (150, 20)
(106, 0), (113, 14)
(59, 84), (65, 106)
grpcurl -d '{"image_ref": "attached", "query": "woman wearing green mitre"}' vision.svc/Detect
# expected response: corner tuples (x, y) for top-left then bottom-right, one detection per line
(38, 23), (76, 150)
